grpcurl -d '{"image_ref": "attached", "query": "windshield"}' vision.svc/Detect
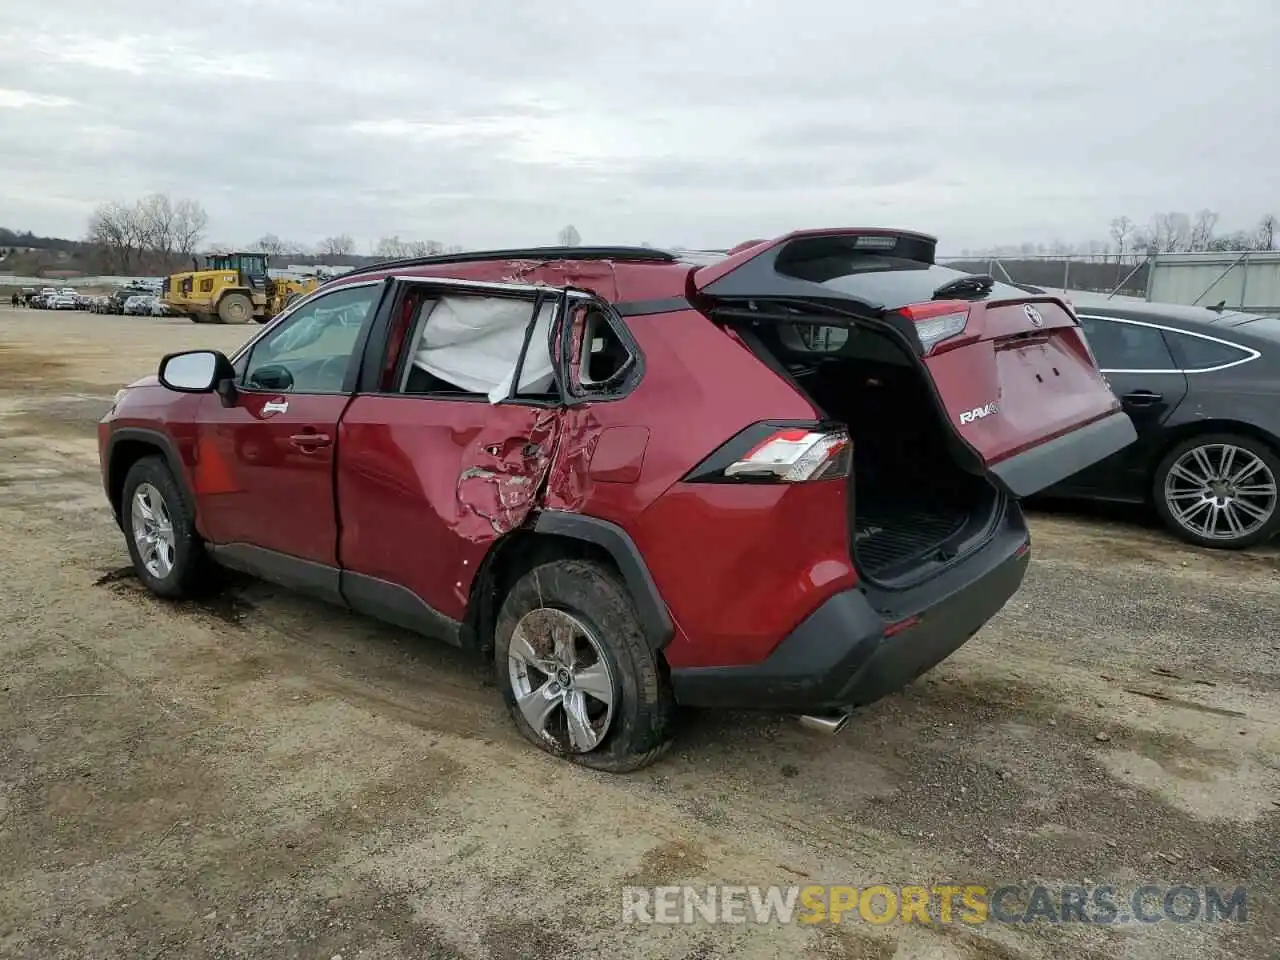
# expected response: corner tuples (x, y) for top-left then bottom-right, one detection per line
(777, 254), (1031, 308)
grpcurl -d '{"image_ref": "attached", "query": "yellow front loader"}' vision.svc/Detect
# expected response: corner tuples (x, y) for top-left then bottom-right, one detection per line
(163, 252), (318, 324)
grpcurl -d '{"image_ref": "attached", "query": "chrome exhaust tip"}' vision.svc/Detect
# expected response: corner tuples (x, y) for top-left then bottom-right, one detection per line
(798, 712), (851, 735)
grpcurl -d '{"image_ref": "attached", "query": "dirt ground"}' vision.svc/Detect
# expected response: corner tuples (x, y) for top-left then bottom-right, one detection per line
(0, 307), (1277, 960)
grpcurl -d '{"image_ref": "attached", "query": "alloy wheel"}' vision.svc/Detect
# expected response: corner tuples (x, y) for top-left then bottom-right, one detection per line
(1163, 443), (1278, 542)
(507, 607), (617, 753)
(130, 482), (176, 578)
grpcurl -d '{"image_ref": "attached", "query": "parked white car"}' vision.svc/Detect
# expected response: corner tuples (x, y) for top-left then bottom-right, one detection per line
(51, 295), (78, 310)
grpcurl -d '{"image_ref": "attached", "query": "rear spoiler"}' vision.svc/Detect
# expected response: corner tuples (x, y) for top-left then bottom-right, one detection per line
(691, 228), (938, 304)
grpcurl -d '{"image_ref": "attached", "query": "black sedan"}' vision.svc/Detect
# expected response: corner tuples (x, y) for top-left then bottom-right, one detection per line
(1045, 301), (1280, 549)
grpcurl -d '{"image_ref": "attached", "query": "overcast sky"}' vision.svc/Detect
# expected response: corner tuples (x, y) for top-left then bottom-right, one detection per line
(1, 0), (1276, 254)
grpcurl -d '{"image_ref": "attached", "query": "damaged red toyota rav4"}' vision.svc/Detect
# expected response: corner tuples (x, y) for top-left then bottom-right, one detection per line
(99, 230), (1135, 770)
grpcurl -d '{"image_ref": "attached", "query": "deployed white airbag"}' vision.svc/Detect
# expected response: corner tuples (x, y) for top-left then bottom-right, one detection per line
(410, 296), (556, 403)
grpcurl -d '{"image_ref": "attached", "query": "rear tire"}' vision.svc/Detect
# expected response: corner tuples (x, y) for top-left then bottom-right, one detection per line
(1153, 432), (1280, 549)
(217, 292), (254, 324)
(494, 560), (675, 772)
(121, 456), (210, 598)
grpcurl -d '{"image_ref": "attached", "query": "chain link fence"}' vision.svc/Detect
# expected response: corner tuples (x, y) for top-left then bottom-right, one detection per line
(939, 256), (1151, 298)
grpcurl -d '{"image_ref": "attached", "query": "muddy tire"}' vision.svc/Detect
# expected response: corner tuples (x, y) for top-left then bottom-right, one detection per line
(1153, 432), (1280, 549)
(121, 456), (210, 599)
(495, 560), (675, 772)
(217, 292), (254, 324)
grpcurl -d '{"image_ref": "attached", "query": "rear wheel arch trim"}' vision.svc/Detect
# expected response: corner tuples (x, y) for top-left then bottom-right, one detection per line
(1149, 420), (1280, 482)
(106, 428), (192, 520)
(529, 512), (674, 650)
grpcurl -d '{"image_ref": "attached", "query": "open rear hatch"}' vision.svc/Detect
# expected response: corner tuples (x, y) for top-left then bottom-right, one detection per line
(693, 229), (1136, 498)
(693, 229), (1137, 583)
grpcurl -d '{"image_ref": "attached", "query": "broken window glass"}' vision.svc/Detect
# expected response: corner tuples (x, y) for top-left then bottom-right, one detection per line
(409, 295), (556, 403)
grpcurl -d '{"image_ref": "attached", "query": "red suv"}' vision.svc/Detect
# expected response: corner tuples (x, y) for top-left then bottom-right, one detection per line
(99, 229), (1135, 770)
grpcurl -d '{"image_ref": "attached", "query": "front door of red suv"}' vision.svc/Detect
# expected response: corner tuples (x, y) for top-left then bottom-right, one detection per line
(192, 281), (385, 566)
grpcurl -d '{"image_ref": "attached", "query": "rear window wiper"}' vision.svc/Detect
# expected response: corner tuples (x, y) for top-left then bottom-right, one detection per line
(931, 274), (994, 300)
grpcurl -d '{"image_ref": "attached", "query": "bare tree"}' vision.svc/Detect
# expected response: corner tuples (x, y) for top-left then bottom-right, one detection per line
(1189, 209), (1219, 251)
(87, 193), (207, 274)
(1146, 212), (1191, 253)
(405, 239), (444, 257)
(86, 201), (144, 274)
(1255, 214), (1277, 252)
(255, 234), (285, 256)
(137, 193), (176, 257)
(1208, 231), (1252, 251)
(374, 235), (411, 259)
(318, 234), (355, 257)
(253, 233), (310, 257)
(1109, 216), (1134, 260)
(172, 199), (208, 257)
(557, 224), (581, 246)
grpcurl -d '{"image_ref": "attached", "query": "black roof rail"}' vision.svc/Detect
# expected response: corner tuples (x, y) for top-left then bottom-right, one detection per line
(327, 245), (678, 283)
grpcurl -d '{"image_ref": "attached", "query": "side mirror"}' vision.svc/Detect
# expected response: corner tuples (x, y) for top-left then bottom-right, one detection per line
(247, 363), (294, 392)
(158, 350), (233, 393)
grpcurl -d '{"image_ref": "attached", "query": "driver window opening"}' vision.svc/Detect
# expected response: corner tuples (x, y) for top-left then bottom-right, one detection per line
(240, 285), (377, 394)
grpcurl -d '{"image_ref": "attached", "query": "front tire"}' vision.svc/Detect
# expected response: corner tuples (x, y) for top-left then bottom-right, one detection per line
(495, 560), (675, 772)
(121, 456), (209, 597)
(217, 292), (254, 324)
(1153, 433), (1280, 549)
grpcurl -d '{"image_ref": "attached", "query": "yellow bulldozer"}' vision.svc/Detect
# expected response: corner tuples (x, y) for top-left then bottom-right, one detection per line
(163, 252), (319, 324)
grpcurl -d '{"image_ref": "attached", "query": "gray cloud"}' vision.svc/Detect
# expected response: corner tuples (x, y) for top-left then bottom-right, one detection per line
(1, 0), (1276, 253)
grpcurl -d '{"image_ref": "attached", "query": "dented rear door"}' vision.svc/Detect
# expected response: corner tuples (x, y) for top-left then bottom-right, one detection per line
(334, 279), (565, 629)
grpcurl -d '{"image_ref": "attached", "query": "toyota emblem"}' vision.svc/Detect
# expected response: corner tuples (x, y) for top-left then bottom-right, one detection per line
(1024, 304), (1044, 327)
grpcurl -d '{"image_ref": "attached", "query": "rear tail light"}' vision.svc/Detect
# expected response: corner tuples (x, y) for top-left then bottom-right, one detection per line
(900, 300), (970, 354)
(722, 427), (851, 483)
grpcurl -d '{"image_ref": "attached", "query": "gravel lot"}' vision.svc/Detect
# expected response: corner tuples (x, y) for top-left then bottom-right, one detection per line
(1, 307), (1277, 960)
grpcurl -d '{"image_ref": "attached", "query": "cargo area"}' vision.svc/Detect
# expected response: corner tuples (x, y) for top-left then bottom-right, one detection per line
(741, 322), (1002, 585)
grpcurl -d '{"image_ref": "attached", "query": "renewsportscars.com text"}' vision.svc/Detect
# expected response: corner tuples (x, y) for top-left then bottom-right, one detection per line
(621, 884), (1248, 926)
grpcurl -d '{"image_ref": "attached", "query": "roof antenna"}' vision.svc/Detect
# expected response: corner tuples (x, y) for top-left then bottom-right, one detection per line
(1209, 299), (1227, 313)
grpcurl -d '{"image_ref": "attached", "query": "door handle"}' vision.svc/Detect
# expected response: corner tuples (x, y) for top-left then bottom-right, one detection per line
(1122, 390), (1162, 406)
(289, 432), (332, 450)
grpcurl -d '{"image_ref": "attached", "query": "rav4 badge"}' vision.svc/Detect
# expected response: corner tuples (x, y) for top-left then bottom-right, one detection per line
(959, 402), (999, 425)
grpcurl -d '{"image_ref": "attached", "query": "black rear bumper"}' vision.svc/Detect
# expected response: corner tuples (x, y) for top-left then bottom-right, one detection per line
(669, 502), (1031, 712)
(990, 409), (1136, 499)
